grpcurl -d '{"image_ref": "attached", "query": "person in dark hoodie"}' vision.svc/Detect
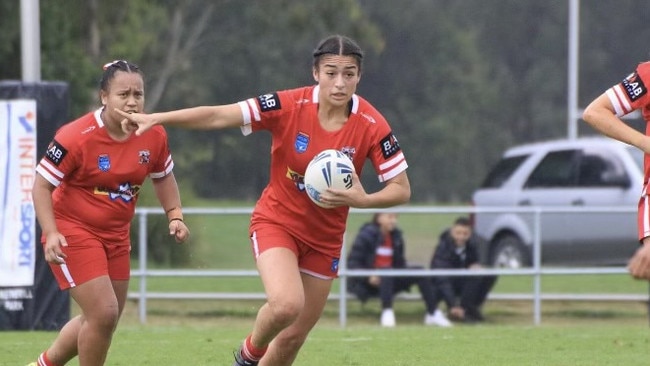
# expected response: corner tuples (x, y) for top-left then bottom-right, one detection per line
(346, 212), (451, 327)
(429, 216), (497, 323)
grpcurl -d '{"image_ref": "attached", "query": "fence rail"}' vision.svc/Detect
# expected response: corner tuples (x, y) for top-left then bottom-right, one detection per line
(130, 206), (649, 326)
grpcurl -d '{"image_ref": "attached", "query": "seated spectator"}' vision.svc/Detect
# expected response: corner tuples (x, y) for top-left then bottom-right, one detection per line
(429, 216), (497, 323)
(346, 212), (451, 327)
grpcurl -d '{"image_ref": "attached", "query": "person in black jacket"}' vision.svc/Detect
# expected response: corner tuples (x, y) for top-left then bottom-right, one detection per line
(430, 216), (497, 323)
(346, 212), (451, 327)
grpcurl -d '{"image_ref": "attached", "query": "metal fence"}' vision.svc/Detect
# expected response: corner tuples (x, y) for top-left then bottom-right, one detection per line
(129, 206), (648, 326)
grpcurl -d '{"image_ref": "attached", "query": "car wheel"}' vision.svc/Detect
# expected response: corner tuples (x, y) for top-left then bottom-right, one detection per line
(490, 235), (529, 268)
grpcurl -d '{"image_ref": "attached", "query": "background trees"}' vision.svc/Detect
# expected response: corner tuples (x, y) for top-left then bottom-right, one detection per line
(1, 0), (646, 203)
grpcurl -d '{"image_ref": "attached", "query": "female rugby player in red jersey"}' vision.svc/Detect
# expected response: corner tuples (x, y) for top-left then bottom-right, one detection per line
(583, 61), (650, 281)
(119, 35), (410, 366)
(29, 60), (189, 366)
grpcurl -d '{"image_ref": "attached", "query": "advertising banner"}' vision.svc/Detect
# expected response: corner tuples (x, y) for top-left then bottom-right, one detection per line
(0, 99), (37, 289)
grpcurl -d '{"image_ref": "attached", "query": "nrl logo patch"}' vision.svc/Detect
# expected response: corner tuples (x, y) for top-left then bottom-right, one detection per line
(98, 154), (110, 172)
(295, 132), (309, 153)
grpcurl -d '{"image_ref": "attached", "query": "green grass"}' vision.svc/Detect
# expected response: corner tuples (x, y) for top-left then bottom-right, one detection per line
(15, 198), (646, 365)
(5, 321), (649, 365)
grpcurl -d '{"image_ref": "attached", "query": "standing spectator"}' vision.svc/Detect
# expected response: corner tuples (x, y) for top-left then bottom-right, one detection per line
(429, 217), (497, 323)
(346, 212), (451, 327)
(118, 35), (411, 366)
(582, 62), (650, 281)
(28, 60), (189, 366)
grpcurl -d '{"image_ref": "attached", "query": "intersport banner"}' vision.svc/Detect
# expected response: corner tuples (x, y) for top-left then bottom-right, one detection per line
(0, 99), (37, 288)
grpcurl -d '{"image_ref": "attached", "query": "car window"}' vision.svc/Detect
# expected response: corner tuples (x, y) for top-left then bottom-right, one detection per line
(577, 148), (630, 187)
(524, 150), (578, 188)
(577, 154), (610, 186)
(480, 154), (529, 188)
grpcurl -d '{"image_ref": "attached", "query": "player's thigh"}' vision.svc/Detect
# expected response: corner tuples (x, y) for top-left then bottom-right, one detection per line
(69, 275), (119, 319)
(111, 279), (129, 316)
(251, 223), (304, 302)
(257, 247), (303, 305)
(284, 273), (333, 336)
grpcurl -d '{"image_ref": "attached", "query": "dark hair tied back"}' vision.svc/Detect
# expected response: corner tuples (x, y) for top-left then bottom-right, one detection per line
(312, 35), (364, 72)
(99, 60), (143, 92)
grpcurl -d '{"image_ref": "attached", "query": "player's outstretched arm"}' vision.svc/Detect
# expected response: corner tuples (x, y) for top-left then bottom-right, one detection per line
(118, 103), (244, 136)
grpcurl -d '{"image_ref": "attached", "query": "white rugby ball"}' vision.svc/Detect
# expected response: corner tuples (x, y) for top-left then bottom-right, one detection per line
(304, 149), (355, 208)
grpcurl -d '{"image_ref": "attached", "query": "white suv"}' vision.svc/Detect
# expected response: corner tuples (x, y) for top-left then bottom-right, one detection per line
(472, 137), (643, 268)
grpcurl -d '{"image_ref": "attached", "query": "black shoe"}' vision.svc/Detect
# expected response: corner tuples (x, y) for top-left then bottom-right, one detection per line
(464, 309), (485, 323)
(233, 348), (259, 366)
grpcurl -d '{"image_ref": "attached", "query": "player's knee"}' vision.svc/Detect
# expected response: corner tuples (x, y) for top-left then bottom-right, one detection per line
(268, 297), (304, 325)
(85, 303), (120, 333)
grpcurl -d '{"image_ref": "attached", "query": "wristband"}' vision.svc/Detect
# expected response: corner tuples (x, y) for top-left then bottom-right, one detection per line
(166, 206), (181, 214)
(169, 218), (184, 224)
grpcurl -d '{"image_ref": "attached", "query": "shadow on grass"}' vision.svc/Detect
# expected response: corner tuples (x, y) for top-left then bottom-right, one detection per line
(120, 298), (649, 327)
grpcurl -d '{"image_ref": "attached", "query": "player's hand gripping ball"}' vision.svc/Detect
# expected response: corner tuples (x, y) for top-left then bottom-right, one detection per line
(304, 149), (355, 208)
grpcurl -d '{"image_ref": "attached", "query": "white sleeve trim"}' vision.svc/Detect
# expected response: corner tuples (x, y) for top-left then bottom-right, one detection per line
(238, 101), (253, 136)
(608, 86), (632, 116)
(150, 160), (174, 179)
(36, 165), (61, 187)
(378, 160), (408, 182)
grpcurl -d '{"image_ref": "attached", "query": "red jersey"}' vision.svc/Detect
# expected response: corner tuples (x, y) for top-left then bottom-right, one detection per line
(36, 109), (173, 242)
(373, 234), (394, 269)
(606, 61), (650, 183)
(238, 85), (408, 257)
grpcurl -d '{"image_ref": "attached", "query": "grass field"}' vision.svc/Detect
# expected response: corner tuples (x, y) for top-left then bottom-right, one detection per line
(5, 284), (650, 365)
(6, 200), (650, 365)
(4, 311), (649, 365)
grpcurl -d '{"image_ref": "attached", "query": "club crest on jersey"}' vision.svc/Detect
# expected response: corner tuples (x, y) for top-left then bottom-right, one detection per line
(341, 146), (356, 161)
(138, 150), (151, 164)
(98, 154), (110, 172)
(622, 72), (647, 101)
(295, 132), (309, 153)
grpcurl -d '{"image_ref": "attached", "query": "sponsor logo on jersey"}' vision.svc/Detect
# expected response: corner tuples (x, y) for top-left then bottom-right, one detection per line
(294, 132), (309, 153)
(138, 150), (150, 164)
(98, 154), (111, 172)
(45, 140), (67, 166)
(330, 258), (339, 273)
(257, 93), (282, 112)
(286, 167), (306, 191)
(379, 133), (401, 159)
(622, 72), (647, 101)
(94, 182), (141, 202)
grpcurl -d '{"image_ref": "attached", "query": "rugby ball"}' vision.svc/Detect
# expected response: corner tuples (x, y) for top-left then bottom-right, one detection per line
(304, 149), (355, 208)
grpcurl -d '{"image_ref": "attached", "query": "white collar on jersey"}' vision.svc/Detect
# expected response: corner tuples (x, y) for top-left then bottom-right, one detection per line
(94, 108), (105, 128)
(312, 85), (360, 114)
